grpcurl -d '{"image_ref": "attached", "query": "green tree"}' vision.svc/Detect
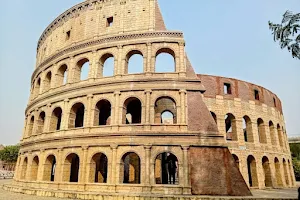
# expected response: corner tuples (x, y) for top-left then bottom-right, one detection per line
(0, 145), (20, 163)
(292, 158), (300, 181)
(290, 143), (300, 160)
(269, 11), (300, 59)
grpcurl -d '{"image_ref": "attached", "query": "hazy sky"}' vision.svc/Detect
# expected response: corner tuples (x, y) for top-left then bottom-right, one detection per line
(0, 0), (299, 145)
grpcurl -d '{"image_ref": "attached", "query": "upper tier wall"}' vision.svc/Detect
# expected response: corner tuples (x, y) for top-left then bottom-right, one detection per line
(197, 74), (283, 113)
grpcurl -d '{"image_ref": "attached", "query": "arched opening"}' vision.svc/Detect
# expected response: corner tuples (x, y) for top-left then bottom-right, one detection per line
(31, 156), (39, 181)
(232, 154), (240, 169)
(243, 116), (253, 142)
(21, 157), (28, 180)
(36, 111), (46, 134)
(257, 118), (267, 143)
(155, 48), (176, 73)
(80, 59), (90, 80)
(225, 113), (237, 141)
(247, 155), (258, 187)
(57, 64), (68, 86)
(27, 116), (35, 137)
(44, 71), (52, 92)
(262, 156), (272, 187)
(123, 97), (142, 124)
(100, 54), (114, 77)
(121, 152), (140, 184)
(43, 155), (56, 182)
(69, 103), (85, 128)
(210, 112), (217, 124)
(94, 100), (111, 126)
(155, 153), (178, 185)
(50, 107), (62, 131)
(274, 158), (283, 187)
(126, 51), (144, 74)
(269, 121), (276, 146)
(277, 124), (283, 147)
(63, 153), (80, 182)
(89, 153), (108, 183)
(283, 159), (290, 186)
(35, 78), (41, 97)
(154, 97), (177, 124)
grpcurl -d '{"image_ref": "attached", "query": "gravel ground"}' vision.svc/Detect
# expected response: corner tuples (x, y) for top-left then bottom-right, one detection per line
(0, 179), (298, 200)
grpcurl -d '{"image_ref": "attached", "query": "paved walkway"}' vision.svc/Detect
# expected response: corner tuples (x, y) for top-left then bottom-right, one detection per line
(0, 180), (298, 200)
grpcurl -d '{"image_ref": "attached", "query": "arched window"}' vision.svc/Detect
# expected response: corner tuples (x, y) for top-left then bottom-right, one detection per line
(210, 112), (217, 124)
(63, 153), (80, 182)
(269, 121), (276, 146)
(69, 103), (85, 128)
(31, 156), (39, 181)
(21, 157), (28, 180)
(94, 100), (111, 126)
(232, 154), (240, 169)
(123, 98), (142, 124)
(225, 113), (237, 141)
(277, 124), (283, 147)
(247, 155), (258, 187)
(36, 111), (46, 134)
(155, 48), (176, 73)
(121, 152), (140, 184)
(155, 153), (178, 184)
(35, 78), (41, 97)
(27, 116), (35, 137)
(89, 153), (108, 183)
(100, 54), (114, 77)
(243, 116), (253, 142)
(257, 118), (267, 143)
(50, 107), (62, 131)
(43, 71), (52, 92)
(283, 159), (290, 186)
(154, 97), (177, 124)
(126, 50), (144, 74)
(75, 58), (90, 81)
(274, 158), (283, 187)
(43, 155), (56, 182)
(262, 156), (272, 187)
(57, 64), (68, 86)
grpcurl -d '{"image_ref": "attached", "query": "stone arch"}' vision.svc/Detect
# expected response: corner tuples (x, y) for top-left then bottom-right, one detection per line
(155, 48), (176, 73)
(262, 156), (272, 187)
(36, 111), (46, 134)
(100, 53), (115, 77)
(75, 58), (90, 81)
(69, 102), (85, 128)
(123, 97), (142, 124)
(155, 152), (178, 185)
(121, 152), (141, 184)
(210, 111), (217, 124)
(34, 77), (41, 97)
(154, 97), (177, 124)
(283, 158), (290, 186)
(88, 152), (108, 183)
(257, 118), (267, 143)
(126, 50), (144, 74)
(63, 153), (80, 182)
(277, 124), (283, 147)
(232, 154), (240, 169)
(57, 64), (68, 86)
(269, 121), (276, 145)
(94, 99), (111, 126)
(50, 107), (62, 131)
(274, 157), (283, 187)
(247, 155), (258, 187)
(21, 157), (28, 180)
(243, 115), (253, 142)
(43, 71), (52, 92)
(27, 116), (35, 137)
(225, 113), (237, 141)
(43, 154), (56, 182)
(31, 156), (39, 181)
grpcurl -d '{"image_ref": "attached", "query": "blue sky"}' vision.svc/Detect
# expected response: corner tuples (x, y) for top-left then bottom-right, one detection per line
(0, 0), (299, 145)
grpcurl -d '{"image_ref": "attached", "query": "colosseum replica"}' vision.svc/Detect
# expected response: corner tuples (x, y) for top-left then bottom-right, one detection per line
(5, 0), (295, 199)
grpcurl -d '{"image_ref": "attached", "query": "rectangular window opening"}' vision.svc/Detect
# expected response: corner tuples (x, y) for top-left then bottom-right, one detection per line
(224, 83), (232, 95)
(107, 17), (113, 27)
(66, 31), (71, 40)
(254, 89), (260, 100)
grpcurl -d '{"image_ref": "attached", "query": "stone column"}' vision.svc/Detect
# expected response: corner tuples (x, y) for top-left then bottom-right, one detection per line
(144, 90), (152, 125)
(116, 45), (123, 77)
(85, 94), (94, 127)
(32, 109), (39, 136)
(179, 42), (186, 77)
(90, 50), (99, 79)
(144, 145), (152, 185)
(113, 91), (121, 126)
(56, 148), (64, 183)
(280, 160), (287, 187)
(43, 104), (52, 133)
(61, 99), (70, 130)
(182, 145), (190, 194)
(68, 57), (75, 84)
(37, 149), (45, 181)
(146, 43), (152, 74)
(110, 144), (118, 185)
(80, 146), (89, 184)
(179, 90), (187, 124)
(22, 117), (28, 140)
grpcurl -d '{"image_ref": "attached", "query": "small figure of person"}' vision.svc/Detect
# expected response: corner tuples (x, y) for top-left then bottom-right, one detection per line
(167, 153), (177, 184)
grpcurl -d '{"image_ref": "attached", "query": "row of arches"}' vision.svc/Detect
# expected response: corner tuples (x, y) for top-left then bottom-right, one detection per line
(20, 152), (178, 185)
(25, 96), (177, 137)
(232, 154), (294, 188)
(32, 48), (177, 99)
(211, 112), (288, 149)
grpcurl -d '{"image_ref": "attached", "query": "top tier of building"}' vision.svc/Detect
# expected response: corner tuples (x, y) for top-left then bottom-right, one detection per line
(36, 0), (168, 66)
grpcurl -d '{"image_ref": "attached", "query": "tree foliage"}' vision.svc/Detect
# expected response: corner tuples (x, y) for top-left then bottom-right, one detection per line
(0, 145), (20, 163)
(290, 143), (300, 181)
(269, 11), (300, 59)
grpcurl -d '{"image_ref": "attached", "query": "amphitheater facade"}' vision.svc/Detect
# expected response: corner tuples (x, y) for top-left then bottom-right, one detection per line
(7, 0), (295, 198)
